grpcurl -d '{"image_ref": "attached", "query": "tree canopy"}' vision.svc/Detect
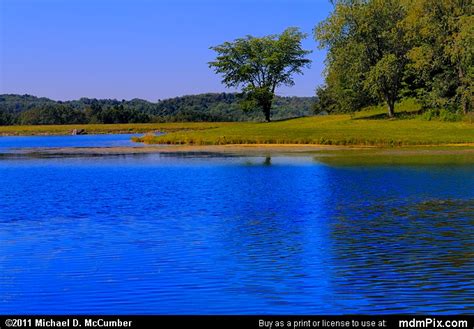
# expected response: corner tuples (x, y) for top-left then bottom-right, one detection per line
(314, 0), (473, 116)
(315, 0), (409, 117)
(209, 27), (312, 121)
(403, 0), (473, 114)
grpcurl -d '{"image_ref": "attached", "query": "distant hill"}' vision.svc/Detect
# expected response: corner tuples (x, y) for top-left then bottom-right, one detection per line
(0, 93), (315, 125)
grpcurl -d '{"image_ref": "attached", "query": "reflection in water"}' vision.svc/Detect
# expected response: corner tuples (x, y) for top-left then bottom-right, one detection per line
(210, 157), (335, 311)
(330, 199), (473, 313)
(0, 155), (473, 314)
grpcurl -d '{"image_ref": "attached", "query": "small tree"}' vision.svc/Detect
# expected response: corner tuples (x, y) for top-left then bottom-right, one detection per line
(209, 27), (311, 121)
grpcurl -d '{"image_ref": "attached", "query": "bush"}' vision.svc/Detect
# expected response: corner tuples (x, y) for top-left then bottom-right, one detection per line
(421, 109), (463, 122)
(420, 109), (438, 121)
(438, 109), (463, 122)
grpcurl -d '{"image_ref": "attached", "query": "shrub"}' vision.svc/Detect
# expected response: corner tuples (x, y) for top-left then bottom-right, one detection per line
(421, 109), (463, 122)
(438, 109), (463, 122)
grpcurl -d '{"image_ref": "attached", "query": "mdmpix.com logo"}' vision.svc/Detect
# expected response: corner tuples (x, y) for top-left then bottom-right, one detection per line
(399, 318), (469, 328)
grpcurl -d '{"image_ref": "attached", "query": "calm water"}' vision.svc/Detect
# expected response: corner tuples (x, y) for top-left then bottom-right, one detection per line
(0, 134), (143, 152)
(0, 140), (473, 314)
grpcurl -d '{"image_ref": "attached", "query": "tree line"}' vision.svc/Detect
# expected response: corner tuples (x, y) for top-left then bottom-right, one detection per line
(0, 93), (315, 125)
(314, 0), (472, 117)
(208, 0), (471, 121)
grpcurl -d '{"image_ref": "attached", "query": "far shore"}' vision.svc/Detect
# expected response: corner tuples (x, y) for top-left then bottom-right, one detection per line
(1, 110), (473, 150)
(0, 122), (231, 137)
(3, 143), (473, 156)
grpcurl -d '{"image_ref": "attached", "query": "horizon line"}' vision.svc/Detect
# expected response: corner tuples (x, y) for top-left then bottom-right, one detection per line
(0, 92), (317, 103)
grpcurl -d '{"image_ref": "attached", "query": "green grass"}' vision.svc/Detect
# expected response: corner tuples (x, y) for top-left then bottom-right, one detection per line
(350, 97), (422, 119)
(2, 99), (473, 147)
(137, 118), (473, 146)
(135, 100), (473, 146)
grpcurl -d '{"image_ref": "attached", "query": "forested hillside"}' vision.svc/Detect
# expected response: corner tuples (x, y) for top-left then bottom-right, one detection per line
(0, 93), (315, 125)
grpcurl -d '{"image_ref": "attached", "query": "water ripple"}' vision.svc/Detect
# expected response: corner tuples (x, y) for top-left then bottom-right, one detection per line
(0, 156), (473, 314)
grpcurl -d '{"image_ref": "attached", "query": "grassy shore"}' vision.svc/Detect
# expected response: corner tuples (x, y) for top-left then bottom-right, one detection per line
(134, 101), (474, 146)
(133, 116), (473, 146)
(1, 100), (473, 147)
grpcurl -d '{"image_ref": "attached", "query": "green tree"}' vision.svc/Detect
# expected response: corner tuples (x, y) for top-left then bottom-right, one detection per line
(209, 27), (311, 121)
(403, 0), (473, 114)
(18, 105), (86, 125)
(315, 0), (409, 117)
(0, 110), (13, 125)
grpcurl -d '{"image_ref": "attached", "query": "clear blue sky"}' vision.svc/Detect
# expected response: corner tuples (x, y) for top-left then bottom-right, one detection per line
(0, 0), (332, 101)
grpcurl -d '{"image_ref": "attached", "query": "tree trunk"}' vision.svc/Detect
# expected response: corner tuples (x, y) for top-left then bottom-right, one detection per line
(387, 100), (395, 118)
(458, 66), (469, 114)
(462, 97), (468, 115)
(257, 88), (274, 122)
(263, 102), (271, 122)
(461, 90), (470, 115)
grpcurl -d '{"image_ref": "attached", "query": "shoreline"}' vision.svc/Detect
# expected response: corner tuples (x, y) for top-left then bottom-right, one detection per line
(0, 123), (230, 137)
(1, 115), (473, 148)
(1, 144), (473, 166)
(3, 143), (474, 157)
(0, 130), (153, 137)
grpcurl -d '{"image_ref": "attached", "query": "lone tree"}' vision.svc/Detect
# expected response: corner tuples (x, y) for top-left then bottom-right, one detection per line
(209, 27), (311, 122)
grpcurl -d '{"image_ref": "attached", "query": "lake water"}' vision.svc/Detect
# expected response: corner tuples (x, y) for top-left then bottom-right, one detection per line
(0, 134), (142, 152)
(0, 137), (473, 314)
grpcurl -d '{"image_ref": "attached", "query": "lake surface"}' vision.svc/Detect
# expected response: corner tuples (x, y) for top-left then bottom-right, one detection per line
(0, 139), (473, 314)
(0, 134), (143, 152)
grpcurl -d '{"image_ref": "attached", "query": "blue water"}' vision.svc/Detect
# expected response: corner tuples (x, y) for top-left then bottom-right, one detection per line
(0, 148), (473, 314)
(0, 134), (142, 152)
